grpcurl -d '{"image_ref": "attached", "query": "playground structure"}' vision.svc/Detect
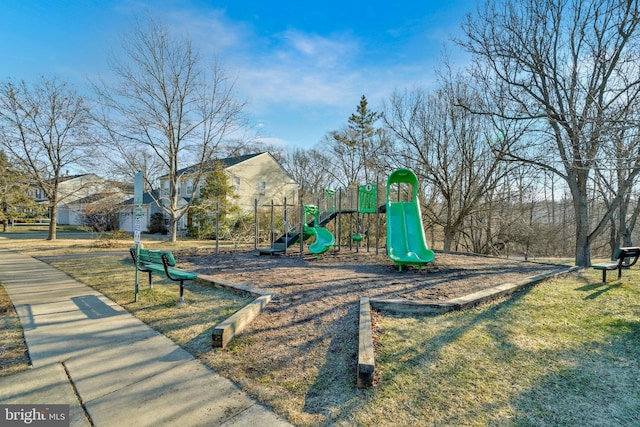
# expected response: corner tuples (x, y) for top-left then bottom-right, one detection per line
(257, 168), (436, 270)
(256, 184), (381, 256)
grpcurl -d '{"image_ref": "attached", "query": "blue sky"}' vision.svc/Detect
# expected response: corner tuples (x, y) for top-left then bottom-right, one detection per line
(0, 0), (474, 150)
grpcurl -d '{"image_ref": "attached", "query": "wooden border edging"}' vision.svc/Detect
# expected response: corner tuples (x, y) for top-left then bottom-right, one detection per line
(357, 267), (577, 388)
(197, 274), (273, 349)
(446, 268), (579, 310)
(357, 296), (375, 388)
(369, 299), (457, 314)
(212, 294), (272, 348)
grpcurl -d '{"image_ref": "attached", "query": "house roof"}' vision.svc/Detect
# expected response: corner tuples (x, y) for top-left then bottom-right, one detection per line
(167, 152), (264, 178)
(122, 190), (192, 206)
(69, 191), (128, 205)
(60, 173), (98, 182)
(122, 190), (160, 206)
(34, 173), (99, 187)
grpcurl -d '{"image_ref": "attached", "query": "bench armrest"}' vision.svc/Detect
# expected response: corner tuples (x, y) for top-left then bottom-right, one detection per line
(616, 247), (640, 268)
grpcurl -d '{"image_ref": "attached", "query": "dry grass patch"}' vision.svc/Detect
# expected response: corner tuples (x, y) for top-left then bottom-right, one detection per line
(0, 235), (226, 257)
(0, 284), (30, 377)
(358, 270), (640, 426)
(0, 237), (131, 256)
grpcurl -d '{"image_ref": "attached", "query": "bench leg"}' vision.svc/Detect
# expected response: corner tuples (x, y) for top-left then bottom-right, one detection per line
(618, 267), (623, 280)
(179, 281), (184, 303)
(602, 270), (607, 283)
(148, 271), (153, 289)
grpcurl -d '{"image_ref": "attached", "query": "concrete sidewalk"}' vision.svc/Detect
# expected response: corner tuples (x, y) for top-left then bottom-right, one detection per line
(0, 248), (291, 426)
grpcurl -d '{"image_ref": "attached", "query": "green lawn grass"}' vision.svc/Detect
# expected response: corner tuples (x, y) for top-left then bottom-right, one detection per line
(353, 271), (640, 426)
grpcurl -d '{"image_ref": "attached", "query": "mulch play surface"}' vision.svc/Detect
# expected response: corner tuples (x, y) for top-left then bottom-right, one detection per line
(182, 248), (566, 302)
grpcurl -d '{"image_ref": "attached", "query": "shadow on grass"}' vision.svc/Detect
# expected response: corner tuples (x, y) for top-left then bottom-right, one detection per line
(575, 282), (623, 299)
(182, 327), (219, 356)
(297, 285), (539, 425)
(301, 303), (360, 423)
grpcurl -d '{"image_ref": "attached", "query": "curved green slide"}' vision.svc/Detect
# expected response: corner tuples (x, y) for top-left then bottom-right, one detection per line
(386, 168), (435, 270)
(307, 226), (335, 255)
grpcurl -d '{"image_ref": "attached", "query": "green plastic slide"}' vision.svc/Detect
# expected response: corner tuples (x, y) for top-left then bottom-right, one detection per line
(386, 168), (435, 270)
(307, 226), (335, 255)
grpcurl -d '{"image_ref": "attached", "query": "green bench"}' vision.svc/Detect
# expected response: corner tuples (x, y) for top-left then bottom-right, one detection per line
(591, 246), (640, 283)
(129, 247), (198, 302)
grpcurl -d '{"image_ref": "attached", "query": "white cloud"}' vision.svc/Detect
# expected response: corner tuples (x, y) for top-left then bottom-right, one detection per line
(130, 4), (433, 112)
(278, 30), (359, 67)
(118, 2), (449, 147)
(227, 30), (367, 111)
(157, 8), (250, 56)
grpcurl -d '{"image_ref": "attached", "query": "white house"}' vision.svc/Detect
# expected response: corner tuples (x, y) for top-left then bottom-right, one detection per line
(119, 190), (166, 234)
(34, 173), (132, 226)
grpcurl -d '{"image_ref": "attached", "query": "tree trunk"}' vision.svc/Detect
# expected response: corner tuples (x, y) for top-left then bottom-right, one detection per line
(442, 226), (455, 252)
(170, 217), (178, 243)
(47, 204), (57, 241)
(619, 193), (634, 248)
(573, 191), (590, 267)
(2, 203), (7, 232)
(609, 216), (617, 260)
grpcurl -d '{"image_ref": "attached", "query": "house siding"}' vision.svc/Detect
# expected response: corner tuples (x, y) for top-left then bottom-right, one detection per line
(226, 152), (298, 210)
(156, 152), (299, 232)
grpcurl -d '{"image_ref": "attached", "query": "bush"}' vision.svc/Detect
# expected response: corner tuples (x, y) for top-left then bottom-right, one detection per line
(148, 213), (168, 234)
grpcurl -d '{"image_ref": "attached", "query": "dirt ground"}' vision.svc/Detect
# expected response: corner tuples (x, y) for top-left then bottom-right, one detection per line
(175, 248), (569, 425)
(182, 247), (567, 302)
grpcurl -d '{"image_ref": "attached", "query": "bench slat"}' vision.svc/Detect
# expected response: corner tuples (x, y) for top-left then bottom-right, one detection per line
(166, 267), (197, 280)
(591, 261), (618, 270)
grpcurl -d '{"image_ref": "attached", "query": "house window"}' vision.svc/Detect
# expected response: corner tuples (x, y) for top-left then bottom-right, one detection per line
(186, 179), (194, 196)
(258, 181), (266, 195)
(233, 176), (240, 194)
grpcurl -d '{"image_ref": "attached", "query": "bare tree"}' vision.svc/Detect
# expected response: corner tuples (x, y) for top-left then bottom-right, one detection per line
(594, 127), (640, 254)
(283, 147), (334, 198)
(460, 0), (640, 266)
(0, 78), (93, 240)
(382, 78), (518, 251)
(92, 16), (246, 242)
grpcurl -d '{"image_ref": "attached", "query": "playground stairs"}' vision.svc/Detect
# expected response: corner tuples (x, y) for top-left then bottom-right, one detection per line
(258, 211), (340, 255)
(271, 231), (302, 252)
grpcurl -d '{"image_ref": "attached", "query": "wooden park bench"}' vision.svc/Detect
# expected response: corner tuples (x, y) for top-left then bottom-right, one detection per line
(129, 247), (197, 302)
(591, 246), (640, 283)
